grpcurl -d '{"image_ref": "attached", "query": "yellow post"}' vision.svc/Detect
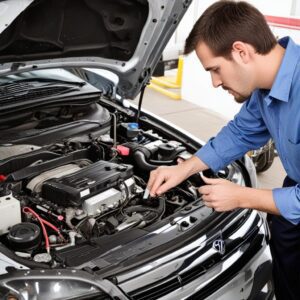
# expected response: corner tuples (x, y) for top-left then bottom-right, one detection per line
(149, 55), (184, 100)
(175, 55), (183, 86)
(148, 82), (181, 100)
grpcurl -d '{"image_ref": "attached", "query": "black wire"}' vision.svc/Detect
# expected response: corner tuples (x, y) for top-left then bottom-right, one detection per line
(118, 179), (132, 217)
(133, 175), (147, 188)
(173, 186), (195, 199)
(136, 85), (146, 123)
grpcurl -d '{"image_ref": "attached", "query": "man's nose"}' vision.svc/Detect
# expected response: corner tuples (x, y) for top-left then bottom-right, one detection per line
(211, 74), (222, 88)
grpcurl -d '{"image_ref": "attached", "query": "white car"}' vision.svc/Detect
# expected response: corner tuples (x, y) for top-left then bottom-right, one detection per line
(0, 1), (273, 299)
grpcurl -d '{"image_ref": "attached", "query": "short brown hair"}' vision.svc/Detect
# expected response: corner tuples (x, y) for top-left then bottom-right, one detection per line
(184, 0), (277, 57)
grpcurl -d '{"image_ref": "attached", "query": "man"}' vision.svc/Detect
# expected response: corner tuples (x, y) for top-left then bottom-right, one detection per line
(147, 1), (300, 299)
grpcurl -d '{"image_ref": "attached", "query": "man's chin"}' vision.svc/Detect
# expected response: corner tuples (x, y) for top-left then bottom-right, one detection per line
(226, 89), (249, 103)
(233, 94), (249, 104)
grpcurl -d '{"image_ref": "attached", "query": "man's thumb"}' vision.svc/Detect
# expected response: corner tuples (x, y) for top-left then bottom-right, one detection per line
(201, 174), (220, 185)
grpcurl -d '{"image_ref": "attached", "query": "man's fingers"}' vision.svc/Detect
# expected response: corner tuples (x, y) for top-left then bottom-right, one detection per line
(147, 170), (157, 192)
(198, 185), (212, 195)
(202, 194), (215, 208)
(149, 177), (164, 196)
(202, 194), (213, 201)
(156, 180), (176, 196)
(148, 168), (166, 195)
(203, 198), (214, 207)
(204, 201), (213, 208)
(201, 174), (223, 185)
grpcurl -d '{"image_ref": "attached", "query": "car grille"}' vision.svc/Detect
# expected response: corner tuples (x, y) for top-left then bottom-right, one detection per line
(186, 233), (263, 300)
(127, 212), (263, 300)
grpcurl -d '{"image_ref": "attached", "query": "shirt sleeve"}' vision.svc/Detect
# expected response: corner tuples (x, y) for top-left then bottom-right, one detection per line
(273, 186), (300, 224)
(195, 91), (271, 172)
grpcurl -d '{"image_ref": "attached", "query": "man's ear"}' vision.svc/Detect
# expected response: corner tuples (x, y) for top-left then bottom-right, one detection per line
(231, 41), (252, 64)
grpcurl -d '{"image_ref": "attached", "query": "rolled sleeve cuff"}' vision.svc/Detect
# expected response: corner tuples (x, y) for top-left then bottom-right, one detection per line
(273, 187), (300, 225)
(195, 141), (226, 172)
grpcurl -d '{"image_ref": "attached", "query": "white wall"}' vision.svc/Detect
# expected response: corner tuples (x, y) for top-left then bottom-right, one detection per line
(164, 0), (212, 60)
(182, 52), (242, 120)
(247, 0), (294, 16)
(293, 0), (300, 16)
(179, 0), (300, 120)
(270, 25), (300, 43)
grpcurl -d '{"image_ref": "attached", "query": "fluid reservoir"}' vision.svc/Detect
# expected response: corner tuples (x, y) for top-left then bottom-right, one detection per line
(0, 193), (21, 235)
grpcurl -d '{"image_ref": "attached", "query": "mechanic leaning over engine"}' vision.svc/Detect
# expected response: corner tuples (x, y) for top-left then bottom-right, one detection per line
(147, 1), (300, 299)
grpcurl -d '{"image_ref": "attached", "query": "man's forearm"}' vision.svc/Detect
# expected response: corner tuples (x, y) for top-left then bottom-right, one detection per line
(237, 187), (280, 215)
(182, 155), (209, 177)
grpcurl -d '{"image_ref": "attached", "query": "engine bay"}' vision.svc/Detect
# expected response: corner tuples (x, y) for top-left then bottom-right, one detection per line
(0, 101), (241, 268)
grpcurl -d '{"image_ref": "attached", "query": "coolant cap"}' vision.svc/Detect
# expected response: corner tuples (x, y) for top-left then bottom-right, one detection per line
(128, 123), (139, 130)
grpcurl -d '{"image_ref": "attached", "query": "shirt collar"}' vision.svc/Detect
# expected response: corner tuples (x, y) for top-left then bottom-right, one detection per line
(268, 37), (300, 103)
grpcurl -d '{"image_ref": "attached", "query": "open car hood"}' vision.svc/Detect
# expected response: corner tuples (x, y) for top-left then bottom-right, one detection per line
(0, 0), (192, 99)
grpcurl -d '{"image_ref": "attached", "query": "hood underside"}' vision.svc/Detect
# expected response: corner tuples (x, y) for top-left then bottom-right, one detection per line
(0, 0), (148, 62)
(0, 0), (192, 99)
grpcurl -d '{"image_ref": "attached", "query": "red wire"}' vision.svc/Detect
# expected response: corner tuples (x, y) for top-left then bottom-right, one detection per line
(39, 217), (65, 241)
(23, 207), (50, 253)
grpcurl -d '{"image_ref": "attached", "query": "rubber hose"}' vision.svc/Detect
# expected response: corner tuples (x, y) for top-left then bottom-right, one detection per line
(132, 151), (157, 171)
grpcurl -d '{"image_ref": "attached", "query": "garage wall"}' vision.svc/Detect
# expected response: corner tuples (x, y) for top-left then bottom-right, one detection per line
(247, 0), (294, 16)
(175, 0), (300, 120)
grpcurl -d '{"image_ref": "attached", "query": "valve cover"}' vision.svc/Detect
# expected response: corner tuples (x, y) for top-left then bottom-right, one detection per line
(42, 160), (133, 207)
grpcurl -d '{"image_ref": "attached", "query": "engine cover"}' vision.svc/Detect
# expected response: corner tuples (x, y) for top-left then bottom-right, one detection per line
(42, 161), (133, 207)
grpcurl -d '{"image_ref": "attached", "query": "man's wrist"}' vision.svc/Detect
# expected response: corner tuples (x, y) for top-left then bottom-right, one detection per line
(233, 186), (259, 210)
(234, 187), (279, 215)
(233, 186), (249, 209)
(183, 155), (208, 176)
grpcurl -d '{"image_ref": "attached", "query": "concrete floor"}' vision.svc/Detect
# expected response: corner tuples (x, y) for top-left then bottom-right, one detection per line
(134, 88), (286, 190)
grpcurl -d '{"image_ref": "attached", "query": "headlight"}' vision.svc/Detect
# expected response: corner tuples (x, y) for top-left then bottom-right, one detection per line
(1, 279), (109, 300)
(243, 154), (258, 188)
(0, 269), (114, 300)
(216, 164), (246, 186)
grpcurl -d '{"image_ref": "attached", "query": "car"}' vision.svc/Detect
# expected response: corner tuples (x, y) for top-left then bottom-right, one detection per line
(0, 0), (273, 299)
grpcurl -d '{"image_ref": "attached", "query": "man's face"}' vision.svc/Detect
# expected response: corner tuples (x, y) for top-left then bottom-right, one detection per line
(195, 42), (254, 103)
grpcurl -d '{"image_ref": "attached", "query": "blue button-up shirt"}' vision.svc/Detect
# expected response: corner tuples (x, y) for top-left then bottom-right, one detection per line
(195, 37), (300, 225)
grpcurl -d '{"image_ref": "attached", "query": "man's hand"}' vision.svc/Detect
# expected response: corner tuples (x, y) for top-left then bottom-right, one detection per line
(199, 175), (280, 215)
(199, 175), (243, 211)
(147, 155), (209, 197)
(148, 165), (187, 197)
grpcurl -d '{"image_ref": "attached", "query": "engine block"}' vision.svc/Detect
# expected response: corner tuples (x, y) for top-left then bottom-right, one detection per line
(42, 160), (134, 207)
